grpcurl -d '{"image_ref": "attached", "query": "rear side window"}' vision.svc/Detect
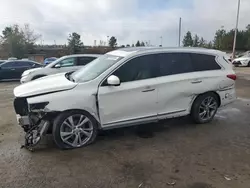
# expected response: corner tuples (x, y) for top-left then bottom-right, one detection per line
(157, 53), (194, 76)
(190, 53), (221, 71)
(77, 57), (96, 66)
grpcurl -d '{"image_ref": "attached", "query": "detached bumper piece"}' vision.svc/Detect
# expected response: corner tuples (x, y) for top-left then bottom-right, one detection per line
(14, 97), (50, 151)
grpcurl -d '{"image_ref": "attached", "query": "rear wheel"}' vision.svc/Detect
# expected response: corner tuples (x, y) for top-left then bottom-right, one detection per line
(191, 93), (219, 124)
(247, 61), (250, 67)
(53, 110), (98, 149)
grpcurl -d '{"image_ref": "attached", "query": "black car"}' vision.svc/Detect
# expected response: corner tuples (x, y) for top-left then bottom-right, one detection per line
(0, 60), (6, 65)
(0, 60), (42, 80)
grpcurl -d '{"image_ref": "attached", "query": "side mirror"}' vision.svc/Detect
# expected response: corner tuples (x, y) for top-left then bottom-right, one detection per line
(54, 64), (61, 68)
(107, 75), (120, 86)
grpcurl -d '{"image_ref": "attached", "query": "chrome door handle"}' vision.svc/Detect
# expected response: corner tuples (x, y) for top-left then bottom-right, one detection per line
(191, 80), (202, 84)
(11, 68), (15, 71)
(142, 88), (155, 92)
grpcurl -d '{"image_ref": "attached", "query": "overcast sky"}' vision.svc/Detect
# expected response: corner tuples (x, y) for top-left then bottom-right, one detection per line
(0, 0), (249, 46)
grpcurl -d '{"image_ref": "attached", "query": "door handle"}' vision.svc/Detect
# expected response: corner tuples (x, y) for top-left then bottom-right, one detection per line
(191, 80), (202, 84)
(11, 68), (15, 71)
(142, 88), (155, 92)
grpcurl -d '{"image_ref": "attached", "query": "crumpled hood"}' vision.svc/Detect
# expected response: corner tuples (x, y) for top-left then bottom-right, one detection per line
(22, 67), (43, 76)
(234, 57), (250, 61)
(14, 73), (77, 97)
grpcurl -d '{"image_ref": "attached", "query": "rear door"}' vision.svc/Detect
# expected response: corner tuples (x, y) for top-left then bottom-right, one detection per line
(14, 61), (33, 78)
(76, 56), (97, 69)
(156, 53), (201, 118)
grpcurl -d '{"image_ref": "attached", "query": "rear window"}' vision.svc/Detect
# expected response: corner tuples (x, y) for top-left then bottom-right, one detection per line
(190, 53), (221, 71)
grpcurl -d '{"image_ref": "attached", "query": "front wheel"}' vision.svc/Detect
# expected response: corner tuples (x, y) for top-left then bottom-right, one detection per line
(191, 93), (219, 124)
(53, 110), (98, 149)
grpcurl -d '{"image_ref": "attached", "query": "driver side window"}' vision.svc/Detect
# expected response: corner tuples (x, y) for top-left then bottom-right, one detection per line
(57, 57), (76, 67)
(112, 54), (158, 83)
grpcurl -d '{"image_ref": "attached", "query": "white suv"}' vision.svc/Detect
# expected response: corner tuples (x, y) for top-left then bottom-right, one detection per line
(13, 47), (236, 150)
(20, 54), (101, 83)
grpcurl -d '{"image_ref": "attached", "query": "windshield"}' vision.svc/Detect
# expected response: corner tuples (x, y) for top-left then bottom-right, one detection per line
(71, 54), (123, 83)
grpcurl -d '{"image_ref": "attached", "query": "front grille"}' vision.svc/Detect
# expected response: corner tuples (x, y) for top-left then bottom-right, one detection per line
(233, 61), (241, 65)
(13, 97), (29, 116)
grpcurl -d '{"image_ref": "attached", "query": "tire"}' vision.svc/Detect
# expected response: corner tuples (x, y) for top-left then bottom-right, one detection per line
(247, 61), (250, 67)
(52, 110), (98, 149)
(31, 75), (46, 80)
(191, 93), (219, 124)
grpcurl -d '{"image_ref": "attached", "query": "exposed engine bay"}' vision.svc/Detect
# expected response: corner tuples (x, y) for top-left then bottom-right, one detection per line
(14, 97), (54, 151)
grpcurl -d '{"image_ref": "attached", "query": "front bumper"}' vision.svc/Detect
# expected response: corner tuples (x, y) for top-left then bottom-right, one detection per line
(16, 115), (30, 126)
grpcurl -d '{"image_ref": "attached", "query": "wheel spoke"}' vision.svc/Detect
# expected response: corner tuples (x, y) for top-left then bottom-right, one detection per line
(200, 111), (206, 119)
(61, 132), (73, 141)
(77, 115), (84, 126)
(206, 109), (210, 118)
(209, 102), (217, 109)
(68, 116), (75, 127)
(81, 130), (92, 138)
(63, 121), (73, 129)
(61, 131), (73, 137)
(73, 134), (79, 146)
(207, 97), (213, 105)
(78, 117), (90, 127)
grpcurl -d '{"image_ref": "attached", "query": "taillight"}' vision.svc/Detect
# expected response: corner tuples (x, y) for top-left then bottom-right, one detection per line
(227, 74), (237, 80)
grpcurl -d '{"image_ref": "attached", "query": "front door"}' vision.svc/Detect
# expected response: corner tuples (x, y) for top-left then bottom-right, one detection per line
(98, 54), (159, 128)
(53, 57), (77, 73)
(0, 61), (17, 79)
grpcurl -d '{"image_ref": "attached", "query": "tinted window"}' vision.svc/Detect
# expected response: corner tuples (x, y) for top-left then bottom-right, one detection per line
(190, 53), (221, 71)
(56, 57), (75, 67)
(157, 53), (194, 76)
(14, 61), (32, 67)
(1, 61), (17, 68)
(77, 57), (96, 66)
(113, 54), (157, 83)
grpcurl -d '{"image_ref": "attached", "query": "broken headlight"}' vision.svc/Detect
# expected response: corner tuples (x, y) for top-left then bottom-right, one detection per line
(29, 102), (49, 111)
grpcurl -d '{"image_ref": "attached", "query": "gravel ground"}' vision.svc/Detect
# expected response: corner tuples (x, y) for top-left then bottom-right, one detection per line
(0, 68), (250, 188)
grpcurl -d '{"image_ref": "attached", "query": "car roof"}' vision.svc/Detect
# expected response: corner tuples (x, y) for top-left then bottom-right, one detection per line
(107, 47), (226, 57)
(3, 60), (40, 64)
(64, 54), (102, 58)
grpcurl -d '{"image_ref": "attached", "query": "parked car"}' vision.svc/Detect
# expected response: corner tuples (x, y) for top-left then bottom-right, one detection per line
(232, 51), (250, 67)
(0, 60), (42, 80)
(44, 57), (57, 65)
(20, 54), (101, 83)
(0, 60), (6, 65)
(13, 47), (236, 150)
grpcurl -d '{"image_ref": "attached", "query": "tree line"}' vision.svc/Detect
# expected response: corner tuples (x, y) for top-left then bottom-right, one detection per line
(2, 23), (250, 59)
(182, 24), (250, 52)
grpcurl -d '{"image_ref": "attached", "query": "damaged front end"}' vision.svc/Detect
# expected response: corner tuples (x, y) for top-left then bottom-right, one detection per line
(14, 97), (52, 151)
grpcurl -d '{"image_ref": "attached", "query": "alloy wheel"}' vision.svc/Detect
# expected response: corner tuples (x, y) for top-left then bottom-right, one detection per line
(59, 114), (93, 147)
(199, 96), (218, 121)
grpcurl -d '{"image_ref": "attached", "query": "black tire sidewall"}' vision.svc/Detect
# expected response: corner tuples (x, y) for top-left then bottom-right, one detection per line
(191, 93), (219, 124)
(53, 110), (98, 150)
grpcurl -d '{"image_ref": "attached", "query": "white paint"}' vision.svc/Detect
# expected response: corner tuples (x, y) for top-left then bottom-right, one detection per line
(107, 50), (137, 57)
(13, 48), (237, 129)
(14, 73), (77, 97)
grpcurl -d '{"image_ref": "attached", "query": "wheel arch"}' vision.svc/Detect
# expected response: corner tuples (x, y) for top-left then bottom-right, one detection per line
(54, 109), (101, 129)
(191, 91), (221, 111)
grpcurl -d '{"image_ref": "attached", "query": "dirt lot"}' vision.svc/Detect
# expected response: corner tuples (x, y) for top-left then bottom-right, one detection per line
(1, 68), (250, 188)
